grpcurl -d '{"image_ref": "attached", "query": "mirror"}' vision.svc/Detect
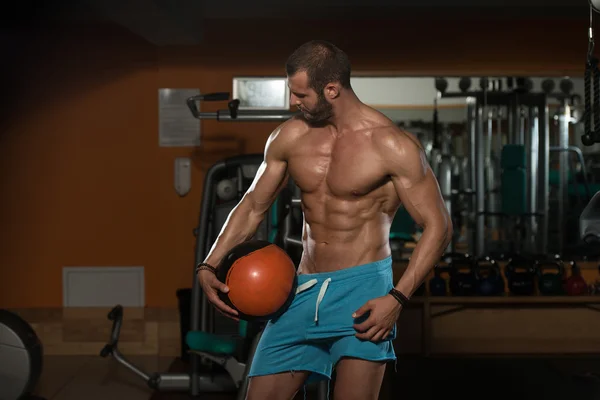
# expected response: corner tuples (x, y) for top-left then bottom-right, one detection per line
(349, 76), (600, 260)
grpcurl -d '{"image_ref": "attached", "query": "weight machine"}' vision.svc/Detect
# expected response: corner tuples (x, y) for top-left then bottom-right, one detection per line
(433, 76), (597, 259)
(579, 0), (600, 248)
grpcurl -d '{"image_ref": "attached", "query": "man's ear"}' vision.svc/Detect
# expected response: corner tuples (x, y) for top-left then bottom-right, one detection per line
(324, 83), (341, 99)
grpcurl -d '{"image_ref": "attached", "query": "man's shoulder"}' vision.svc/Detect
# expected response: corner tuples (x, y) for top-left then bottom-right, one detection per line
(371, 124), (423, 156)
(266, 117), (310, 158)
(271, 116), (310, 142)
(358, 106), (422, 149)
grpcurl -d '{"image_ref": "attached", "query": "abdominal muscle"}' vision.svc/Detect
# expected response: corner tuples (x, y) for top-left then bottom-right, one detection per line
(296, 193), (396, 274)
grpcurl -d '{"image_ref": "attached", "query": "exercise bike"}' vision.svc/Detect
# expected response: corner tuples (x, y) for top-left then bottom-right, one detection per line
(0, 309), (45, 400)
(100, 304), (262, 398)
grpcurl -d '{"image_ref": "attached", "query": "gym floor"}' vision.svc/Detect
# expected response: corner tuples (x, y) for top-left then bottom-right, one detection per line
(31, 354), (600, 400)
(31, 355), (172, 400)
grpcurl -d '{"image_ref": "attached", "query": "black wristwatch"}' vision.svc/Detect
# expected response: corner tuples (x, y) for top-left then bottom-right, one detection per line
(388, 288), (409, 307)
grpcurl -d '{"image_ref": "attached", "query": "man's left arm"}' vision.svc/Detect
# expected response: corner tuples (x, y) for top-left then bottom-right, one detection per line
(352, 128), (452, 341)
(384, 129), (453, 298)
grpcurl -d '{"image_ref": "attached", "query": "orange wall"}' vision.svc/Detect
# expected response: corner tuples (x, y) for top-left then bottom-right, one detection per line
(0, 16), (591, 308)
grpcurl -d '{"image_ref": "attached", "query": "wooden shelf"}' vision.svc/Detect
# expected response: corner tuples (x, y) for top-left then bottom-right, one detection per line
(408, 295), (600, 305)
(394, 294), (600, 357)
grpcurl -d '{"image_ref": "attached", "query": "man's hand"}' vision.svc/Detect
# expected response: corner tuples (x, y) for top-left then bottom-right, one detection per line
(352, 294), (401, 342)
(197, 270), (239, 321)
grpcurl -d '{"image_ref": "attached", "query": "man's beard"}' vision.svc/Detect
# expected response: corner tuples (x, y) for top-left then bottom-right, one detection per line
(301, 93), (333, 124)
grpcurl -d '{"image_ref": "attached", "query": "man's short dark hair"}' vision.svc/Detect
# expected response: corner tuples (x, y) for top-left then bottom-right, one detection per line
(285, 40), (352, 93)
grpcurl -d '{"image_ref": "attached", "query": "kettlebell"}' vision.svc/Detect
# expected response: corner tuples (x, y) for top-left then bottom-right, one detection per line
(536, 257), (565, 296)
(429, 266), (451, 296)
(474, 256), (505, 296)
(448, 254), (478, 296)
(564, 261), (588, 296)
(504, 255), (536, 295)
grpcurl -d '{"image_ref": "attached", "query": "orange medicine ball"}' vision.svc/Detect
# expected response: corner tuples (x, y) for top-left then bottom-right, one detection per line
(217, 240), (297, 321)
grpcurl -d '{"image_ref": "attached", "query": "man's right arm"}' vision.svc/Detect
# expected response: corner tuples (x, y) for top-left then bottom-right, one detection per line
(202, 123), (292, 269)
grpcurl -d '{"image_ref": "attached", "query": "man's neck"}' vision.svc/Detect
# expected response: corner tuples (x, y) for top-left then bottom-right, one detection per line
(328, 92), (363, 132)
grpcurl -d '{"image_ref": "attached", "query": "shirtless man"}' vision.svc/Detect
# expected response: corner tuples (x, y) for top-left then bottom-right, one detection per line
(197, 40), (452, 400)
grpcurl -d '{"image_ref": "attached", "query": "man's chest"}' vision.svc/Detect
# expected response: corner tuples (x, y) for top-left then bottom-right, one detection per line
(286, 132), (390, 196)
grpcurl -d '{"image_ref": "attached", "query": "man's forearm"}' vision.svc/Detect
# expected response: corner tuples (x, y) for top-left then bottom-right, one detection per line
(394, 223), (452, 298)
(202, 201), (266, 269)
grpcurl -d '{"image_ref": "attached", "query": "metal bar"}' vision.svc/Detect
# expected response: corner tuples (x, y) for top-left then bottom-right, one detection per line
(558, 100), (571, 254)
(475, 101), (486, 257)
(518, 105), (527, 145)
(467, 98), (477, 254)
(111, 347), (152, 382)
(190, 160), (223, 396)
(186, 93), (298, 122)
(510, 96), (520, 145)
(193, 109), (297, 121)
(485, 108), (497, 239)
(537, 99), (550, 254)
(441, 91), (546, 108)
(528, 106), (539, 254)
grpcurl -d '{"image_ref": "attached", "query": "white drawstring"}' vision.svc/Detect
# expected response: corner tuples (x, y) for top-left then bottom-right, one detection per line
(314, 278), (331, 323)
(295, 277), (332, 323)
(296, 279), (317, 294)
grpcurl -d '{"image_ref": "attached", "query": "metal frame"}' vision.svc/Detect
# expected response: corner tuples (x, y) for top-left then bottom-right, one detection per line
(439, 90), (551, 257)
(190, 153), (264, 396)
(186, 92), (297, 122)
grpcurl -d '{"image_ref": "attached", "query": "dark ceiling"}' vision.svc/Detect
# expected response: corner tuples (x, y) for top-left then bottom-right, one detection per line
(4, 0), (595, 46)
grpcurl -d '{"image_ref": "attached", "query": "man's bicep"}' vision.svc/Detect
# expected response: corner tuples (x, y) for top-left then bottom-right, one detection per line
(389, 135), (448, 228)
(393, 168), (448, 228)
(244, 129), (290, 213)
(246, 158), (288, 208)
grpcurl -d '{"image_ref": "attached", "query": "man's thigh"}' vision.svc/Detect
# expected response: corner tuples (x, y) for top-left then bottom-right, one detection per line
(333, 357), (387, 400)
(246, 371), (310, 400)
(247, 294), (334, 384)
(329, 334), (396, 400)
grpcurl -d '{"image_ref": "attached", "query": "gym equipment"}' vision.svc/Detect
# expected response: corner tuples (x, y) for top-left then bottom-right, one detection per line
(434, 76), (590, 258)
(101, 155), (281, 398)
(429, 266), (451, 296)
(501, 145), (527, 216)
(536, 257), (566, 296)
(504, 255), (537, 295)
(435, 77), (551, 258)
(216, 240), (297, 321)
(186, 93), (297, 122)
(581, 191), (600, 244)
(474, 256), (505, 296)
(564, 261), (588, 296)
(447, 253), (478, 296)
(102, 147), (330, 398)
(0, 309), (44, 400)
(582, 1), (600, 146)
(101, 304), (260, 396)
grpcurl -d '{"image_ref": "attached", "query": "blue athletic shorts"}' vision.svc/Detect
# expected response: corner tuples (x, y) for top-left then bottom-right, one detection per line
(248, 256), (397, 383)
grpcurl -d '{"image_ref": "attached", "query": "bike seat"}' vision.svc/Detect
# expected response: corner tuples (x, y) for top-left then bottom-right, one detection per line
(185, 331), (238, 356)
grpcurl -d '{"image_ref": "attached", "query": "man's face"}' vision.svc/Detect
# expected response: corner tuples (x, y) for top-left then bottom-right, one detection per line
(287, 71), (333, 124)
